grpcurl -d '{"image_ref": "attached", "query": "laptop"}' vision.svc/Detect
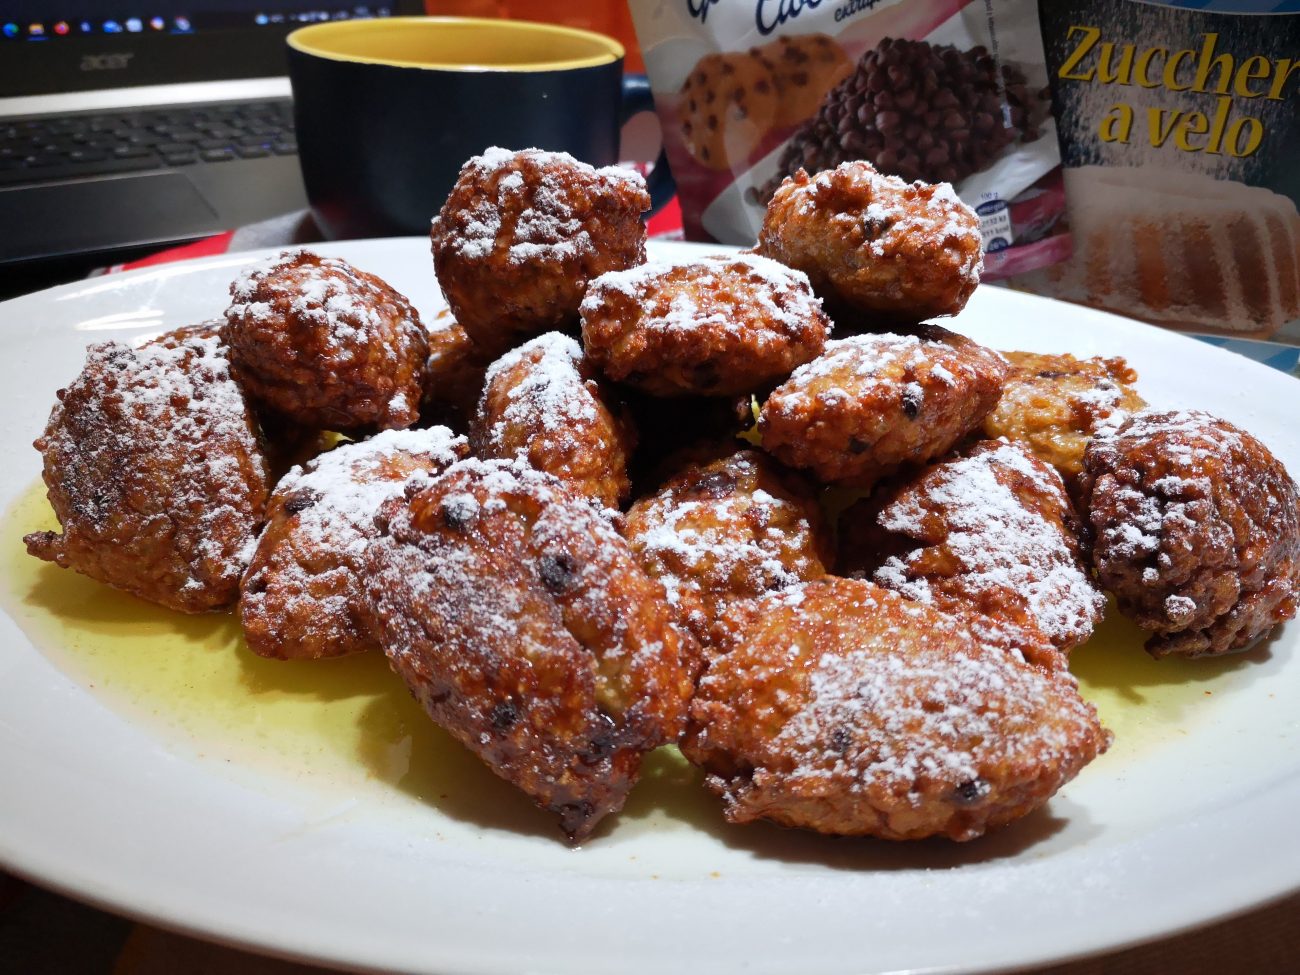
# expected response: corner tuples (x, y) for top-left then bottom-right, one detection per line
(0, 1), (423, 272)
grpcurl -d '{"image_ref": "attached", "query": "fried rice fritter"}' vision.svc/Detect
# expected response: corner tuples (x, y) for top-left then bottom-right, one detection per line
(223, 250), (429, 432)
(420, 312), (494, 430)
(623, 447), (831, 651)
(840, 440), (1104, 664)
(759, 326), (1008, 487)
(1080, 409), (1300, 658)
(756, 163), (982, 323)
(471, 332), (635, 510)
(146, 319), (224, 349)
(364, 458), (695, 841)
(431, 147), (650, 358)
(579, 253), (831, 397)
(151, 320), (337, 480)
(983, 351), (1146, 494)
(26, 335), (272, 613)
(239, 427), (468, 660)
(683, 577), (1110, 840)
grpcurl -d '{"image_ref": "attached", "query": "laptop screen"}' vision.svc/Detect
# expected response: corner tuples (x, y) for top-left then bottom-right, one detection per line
(0, 2), (425, 98)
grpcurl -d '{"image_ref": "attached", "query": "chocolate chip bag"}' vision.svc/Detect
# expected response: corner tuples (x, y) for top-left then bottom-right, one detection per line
(628, 0), (1070, 278)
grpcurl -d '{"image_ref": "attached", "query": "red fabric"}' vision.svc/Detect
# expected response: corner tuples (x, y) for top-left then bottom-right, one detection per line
(112, 232), (236, 273)
(647, 196), (682, 238)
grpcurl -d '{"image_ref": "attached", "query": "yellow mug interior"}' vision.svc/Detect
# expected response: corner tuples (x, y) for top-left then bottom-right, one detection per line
(287, 16), (623, 72)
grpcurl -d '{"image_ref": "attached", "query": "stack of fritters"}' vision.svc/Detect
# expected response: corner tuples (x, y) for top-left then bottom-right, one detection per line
(28, 153), (1298, 845)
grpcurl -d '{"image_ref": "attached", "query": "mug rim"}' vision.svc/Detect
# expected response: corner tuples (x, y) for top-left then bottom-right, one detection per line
(286, 16), (625, 73)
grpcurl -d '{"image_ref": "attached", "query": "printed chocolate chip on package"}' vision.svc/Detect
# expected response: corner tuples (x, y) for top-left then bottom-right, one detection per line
(627, 0), (1070, 278)
(1015, 1), (1300, 343)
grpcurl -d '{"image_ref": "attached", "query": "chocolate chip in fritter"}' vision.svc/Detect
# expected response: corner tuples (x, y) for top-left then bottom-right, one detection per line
(283, 489), (317, 515)
(579, 711), (620, 763)
(555, 799), (596, 839)
(828, 726), (853, 753)
(440, 495), (479, 531)
(953, 779), (989, 805)
(490, 700), (519, 730)
(691, 470), (739, 499)
(902, 386), (923, 419)
(539, 552), (580, 595)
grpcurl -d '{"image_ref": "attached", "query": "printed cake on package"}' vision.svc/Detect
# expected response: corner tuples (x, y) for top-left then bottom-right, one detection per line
(1018, 1), (1300, 346)
(628, 0), (1070, 278)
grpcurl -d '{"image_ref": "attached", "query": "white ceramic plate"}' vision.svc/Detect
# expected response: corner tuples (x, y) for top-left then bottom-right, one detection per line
(1, 238), (1298, 975)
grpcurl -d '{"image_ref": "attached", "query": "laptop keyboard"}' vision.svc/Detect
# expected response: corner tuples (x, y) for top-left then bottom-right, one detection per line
(0, 99), (297, 187)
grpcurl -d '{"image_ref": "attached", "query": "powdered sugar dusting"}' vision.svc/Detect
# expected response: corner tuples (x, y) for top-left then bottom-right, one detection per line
(436, 147), (646, 265)
(472, 331), (630, 508)
(1104, 409), (1243, 464)
(1088, 409), (1239, 564)
(34, 335), (268, 607)
(625, 452), (825, 627)
(109, 335), (248, 434)
(104, 338), (259, 570)
(274, 427), (466, 553)
(239, 427), (467, 656)
(785, 646), (1022, 791)
(479, 332), (597, 441)
(364, 459), (549, 657)
(466, 146), (639, 188)
(693, 580), (1106, 837)
(227, 251), (409, 362)
(775, 333), (928, 410)
(368, 456), (681, 687)
(581, 253), (824, 342)
(801, 163), (983, 283)
(872, 441), (1104, 648)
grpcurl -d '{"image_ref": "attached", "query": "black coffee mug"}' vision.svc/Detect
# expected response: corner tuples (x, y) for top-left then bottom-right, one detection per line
(287, 17), (673, 240)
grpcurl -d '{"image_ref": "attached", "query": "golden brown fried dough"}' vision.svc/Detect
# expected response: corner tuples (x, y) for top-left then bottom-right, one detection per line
(580, 253), (830, 397)
(471, 332), (635, 510)
(26, 336), (271, 613)
(431, 147), (649, 358)
(420, 312), (494, 431)
(224, 250), (428, 431)
(1081, 409), (1300, 658)
(145, 319), (224, 348)
(983, 351), (1146, 494)
(364, 459), (695, 841)
(146, 322), (334, 477)
(683, 577), (1111, 840)
(759, 327), (1008, 487)
(756, 163), (983, 323)
(240, 427), (468, 660)
(624, 448), (830, 650)
(840, 440), (1103, 663)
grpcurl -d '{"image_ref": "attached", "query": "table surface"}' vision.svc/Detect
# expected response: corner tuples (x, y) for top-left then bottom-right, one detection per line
(3, 869), (1297, 974)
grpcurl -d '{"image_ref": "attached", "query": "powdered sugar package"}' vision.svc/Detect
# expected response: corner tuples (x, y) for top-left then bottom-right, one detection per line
(1014, 1), (1300, 344)
(628, 0), (1070, 277)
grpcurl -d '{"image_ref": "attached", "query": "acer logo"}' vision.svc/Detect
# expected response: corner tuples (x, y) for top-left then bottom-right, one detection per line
(80, 53), (134, 71)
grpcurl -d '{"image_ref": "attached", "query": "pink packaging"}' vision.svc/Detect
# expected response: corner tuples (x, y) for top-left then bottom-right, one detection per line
(627, 0), (1072, 278)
